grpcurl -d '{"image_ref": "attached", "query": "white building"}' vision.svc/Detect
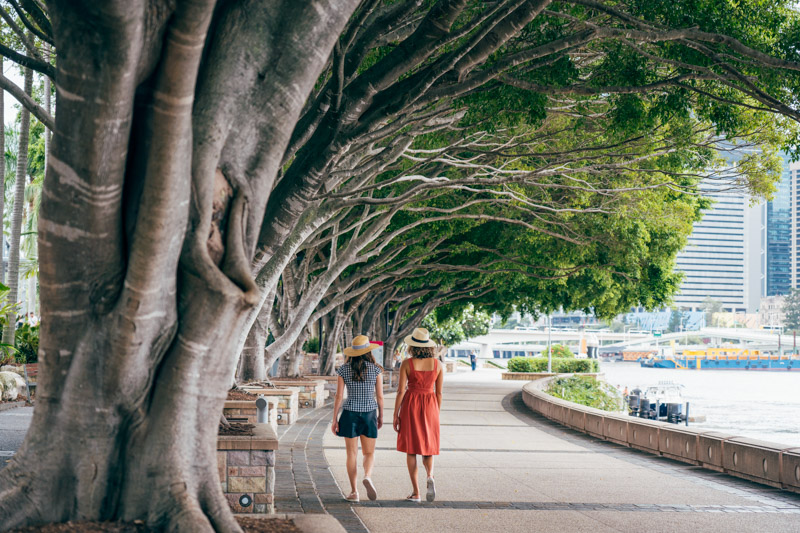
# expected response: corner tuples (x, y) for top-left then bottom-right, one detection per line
(673, 178), (764, 313)
(759, 295), (786, 329)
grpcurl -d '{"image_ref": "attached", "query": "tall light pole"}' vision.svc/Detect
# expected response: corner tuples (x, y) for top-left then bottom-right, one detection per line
(547, 314), (552, 373)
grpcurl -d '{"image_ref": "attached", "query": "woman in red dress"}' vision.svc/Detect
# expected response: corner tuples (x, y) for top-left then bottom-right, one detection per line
(393, 327), (444, 502)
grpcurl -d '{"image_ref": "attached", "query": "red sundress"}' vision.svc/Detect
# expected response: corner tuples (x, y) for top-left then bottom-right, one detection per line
(397, 359), (440, 455)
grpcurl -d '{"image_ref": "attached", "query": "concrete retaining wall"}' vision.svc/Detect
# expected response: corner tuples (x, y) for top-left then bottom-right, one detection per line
(522, 377), (800, 494)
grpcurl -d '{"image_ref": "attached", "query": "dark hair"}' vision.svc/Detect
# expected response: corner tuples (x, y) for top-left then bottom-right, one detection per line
(409, 346), (436, 359)
(349, 351), (383, 381)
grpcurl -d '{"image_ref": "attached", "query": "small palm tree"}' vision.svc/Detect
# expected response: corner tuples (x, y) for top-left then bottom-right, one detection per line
(2, 67), (33, 345)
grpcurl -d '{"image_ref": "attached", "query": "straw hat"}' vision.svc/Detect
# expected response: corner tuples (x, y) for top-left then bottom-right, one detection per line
(343, 335), (381, 357)
(404, 327), (436, 348)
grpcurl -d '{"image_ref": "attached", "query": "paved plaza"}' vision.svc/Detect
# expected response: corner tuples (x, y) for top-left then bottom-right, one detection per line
(276, 368), (800, 533)
(2, 371), (800, 532)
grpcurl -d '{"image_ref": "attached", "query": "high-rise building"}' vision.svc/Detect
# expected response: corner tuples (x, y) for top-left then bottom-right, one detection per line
(766, 160), (793, 296)
(673, 179), (764, 312)
(791, 161), (800, 290)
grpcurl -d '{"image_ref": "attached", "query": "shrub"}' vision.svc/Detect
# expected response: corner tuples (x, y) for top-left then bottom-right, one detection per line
(15, 323), (39, 364)
(541, 344), (574, 358)
(545, 375), (623, 411)
(507, 357), (533, 372)
(507, 357), (598, 373)
(302, 336), (320, 353)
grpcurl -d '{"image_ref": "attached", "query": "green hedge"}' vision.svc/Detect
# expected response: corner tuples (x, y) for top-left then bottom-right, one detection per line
(507, 356), (598, 373)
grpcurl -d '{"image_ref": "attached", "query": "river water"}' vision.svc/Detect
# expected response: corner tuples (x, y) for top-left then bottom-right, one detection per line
(599, 361), (800, 447)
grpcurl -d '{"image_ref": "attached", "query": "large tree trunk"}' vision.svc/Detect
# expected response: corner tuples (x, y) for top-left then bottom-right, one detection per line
(238, 302), (269, 382)
(43, 43), (52, 170)
(2, 66), (32, 344)
(276, 329), (308, 377)
(0, 2), (358, 531)
(319, 305), (350, 375)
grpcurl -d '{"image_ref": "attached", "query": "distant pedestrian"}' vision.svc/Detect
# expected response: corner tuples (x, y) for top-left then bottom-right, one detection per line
(332, 335), (384, 502)
(469, 351), (477, 371)
(394, 327), (443, 502)
(393, 348), (402, 370)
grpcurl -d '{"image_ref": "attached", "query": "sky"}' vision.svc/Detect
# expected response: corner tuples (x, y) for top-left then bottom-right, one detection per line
(3, 62), (27, 127)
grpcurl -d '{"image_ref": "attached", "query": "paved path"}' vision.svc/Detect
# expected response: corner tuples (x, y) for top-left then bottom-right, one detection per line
(4, 371), (800, 532)
(0, 405), (32, 465)
(306, 368), (800, 533)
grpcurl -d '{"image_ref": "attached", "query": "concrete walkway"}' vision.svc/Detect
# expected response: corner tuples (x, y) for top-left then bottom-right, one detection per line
(3, 372), (799, 532)
(0, 405), (32, 465)
(316, 368), (800, 533)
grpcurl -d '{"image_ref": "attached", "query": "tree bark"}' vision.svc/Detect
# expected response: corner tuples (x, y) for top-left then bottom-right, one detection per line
(3, 66), (32, 344)
(277, 330), (309, 377)
(237, 300), (269, 382)
(318, 307), (346, 375)
(0, 1), (359, 531)
(43, 43), (51, 172)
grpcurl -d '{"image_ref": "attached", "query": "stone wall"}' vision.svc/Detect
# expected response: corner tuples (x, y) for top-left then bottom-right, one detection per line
(241, 387), (299, 425)
(269, 379), (326, 408)
(382, 369), (399, 389)
(223, 399), (278, 432)
(522, 377), (800, 495)
(217, 424), (278, 514)
(305, 375), (337, 399)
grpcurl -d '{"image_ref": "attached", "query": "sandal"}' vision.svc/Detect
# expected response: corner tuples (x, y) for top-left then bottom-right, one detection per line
(405, 493), (421, 502)
(344, 491), (359, 502)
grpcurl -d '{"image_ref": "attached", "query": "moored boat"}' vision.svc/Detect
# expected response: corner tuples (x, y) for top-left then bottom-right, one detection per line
(641, 347), (800, 371)
(627, 381), (688, 424)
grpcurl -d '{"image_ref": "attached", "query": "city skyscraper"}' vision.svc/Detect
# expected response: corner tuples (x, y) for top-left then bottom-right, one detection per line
(766, 159), (793, 296)
(790, 161), (800, 291)
(673, 171), (764, 312)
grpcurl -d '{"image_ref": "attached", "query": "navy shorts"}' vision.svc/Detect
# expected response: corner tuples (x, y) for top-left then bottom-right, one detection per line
(337, 409), (379, 438)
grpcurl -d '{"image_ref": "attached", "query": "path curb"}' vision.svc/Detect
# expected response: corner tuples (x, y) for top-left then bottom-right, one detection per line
(0, 401), (26, 412)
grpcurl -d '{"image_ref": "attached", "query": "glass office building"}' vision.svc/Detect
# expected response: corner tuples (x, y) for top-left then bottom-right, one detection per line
(766, 160), (793, 296)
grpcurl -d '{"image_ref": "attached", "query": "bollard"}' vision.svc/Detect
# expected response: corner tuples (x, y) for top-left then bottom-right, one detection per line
(256, 396), (268, 424)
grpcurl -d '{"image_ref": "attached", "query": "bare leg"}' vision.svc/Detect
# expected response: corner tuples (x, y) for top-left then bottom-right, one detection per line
(360, 435), (376, 478)
(344, 437), (359, 495)
(422, 455), (434, 478)
(406, 454), (420, 497)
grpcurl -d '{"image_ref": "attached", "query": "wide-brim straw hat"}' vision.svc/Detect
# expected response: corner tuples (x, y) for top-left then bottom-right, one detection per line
(404, 327), (436, 348)
(343, 335), (381, 357)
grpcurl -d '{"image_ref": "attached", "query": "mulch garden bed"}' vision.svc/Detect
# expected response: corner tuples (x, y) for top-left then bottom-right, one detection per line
(9, 517), (302, 533)
(227, 389), (259, 401)
(219, 421), (255, 436)
(238, 517), (302, 533)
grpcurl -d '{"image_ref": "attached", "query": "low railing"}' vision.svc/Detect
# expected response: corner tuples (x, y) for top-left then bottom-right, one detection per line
(522, 377), (800, 494)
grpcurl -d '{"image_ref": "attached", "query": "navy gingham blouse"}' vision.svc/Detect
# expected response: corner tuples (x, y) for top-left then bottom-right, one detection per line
(337, 361), (383, 412)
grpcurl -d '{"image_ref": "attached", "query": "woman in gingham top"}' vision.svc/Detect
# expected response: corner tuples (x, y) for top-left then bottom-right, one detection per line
(332, 335), (384, 502)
